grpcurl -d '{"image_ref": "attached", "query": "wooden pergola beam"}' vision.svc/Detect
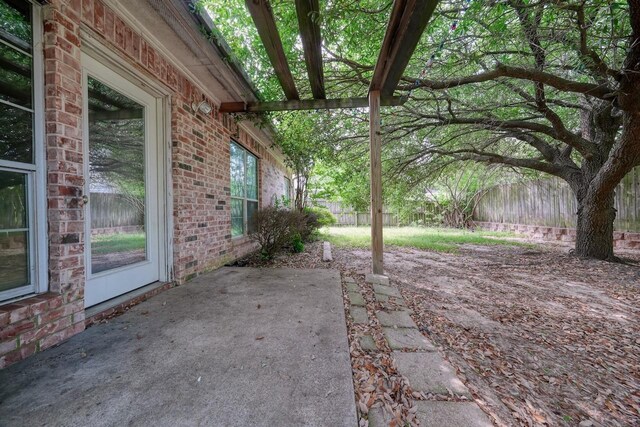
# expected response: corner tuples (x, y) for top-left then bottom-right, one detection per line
(219, 96), (405, 112)
(367, 0), (438, 277)
(295, 0), (325, 99)
(245, 0), (300, 100)
(369, 90), (384, 275)
(370, 0), (439, 96)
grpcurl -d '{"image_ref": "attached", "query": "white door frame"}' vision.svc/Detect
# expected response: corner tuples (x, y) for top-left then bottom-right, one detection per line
(81, 50), (170, 307)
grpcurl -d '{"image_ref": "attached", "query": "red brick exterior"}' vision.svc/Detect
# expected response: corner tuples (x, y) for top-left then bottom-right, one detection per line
(475, 222), (640, 250)
(0, 0), (289, 368)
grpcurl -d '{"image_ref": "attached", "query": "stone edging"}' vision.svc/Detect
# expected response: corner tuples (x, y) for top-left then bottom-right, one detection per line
(475, 221), (640, 249)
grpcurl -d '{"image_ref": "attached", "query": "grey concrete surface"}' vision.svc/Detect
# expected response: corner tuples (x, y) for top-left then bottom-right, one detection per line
(359, 335), (377, 352)
(345, 282), (359, 293)
(372, 284), (401, 298)
(364, 274), (389, 286)
(349, 306), (369, 325)
(348, 292), (365, 307)
(374, 294), (405, 306)
(377, 310), (416, 328)
(383, 327), (436, 351)
(414, 401), (493, 426)
(393, 351), (471, 397)
(0, 268), (357, 427)
(369, 402), (493, 427)
(322, 241), (333, 262)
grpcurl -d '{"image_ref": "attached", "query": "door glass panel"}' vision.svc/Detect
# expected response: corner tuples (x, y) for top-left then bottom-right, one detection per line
(88, 77), (146, 274)
(0, 170), (28, 292)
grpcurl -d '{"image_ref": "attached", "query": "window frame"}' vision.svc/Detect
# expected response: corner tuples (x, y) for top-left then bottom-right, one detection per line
(230, 141), (258, 238)
(0, 1), (46, 303)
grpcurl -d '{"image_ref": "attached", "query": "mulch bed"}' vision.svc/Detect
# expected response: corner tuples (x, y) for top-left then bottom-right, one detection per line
(239, 241), (640, 427)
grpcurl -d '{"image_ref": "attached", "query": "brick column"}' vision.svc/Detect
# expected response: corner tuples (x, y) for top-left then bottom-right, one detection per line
(43, 1), (86, 328)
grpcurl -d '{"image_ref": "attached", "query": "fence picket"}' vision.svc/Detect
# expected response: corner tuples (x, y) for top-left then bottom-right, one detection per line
(474, 168), (640, 232)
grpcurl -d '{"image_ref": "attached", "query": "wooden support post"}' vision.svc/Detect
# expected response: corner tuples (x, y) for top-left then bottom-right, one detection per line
(369, 90), (384, 275)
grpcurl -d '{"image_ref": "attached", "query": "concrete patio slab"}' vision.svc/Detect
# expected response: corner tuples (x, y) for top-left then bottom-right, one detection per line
(383, 327), (435, 351)
(393, 351), (471, 397)
(0, 268), (357, 427)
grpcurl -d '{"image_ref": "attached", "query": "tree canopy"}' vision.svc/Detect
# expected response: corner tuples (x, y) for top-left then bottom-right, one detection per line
(201, 0), (640, 260)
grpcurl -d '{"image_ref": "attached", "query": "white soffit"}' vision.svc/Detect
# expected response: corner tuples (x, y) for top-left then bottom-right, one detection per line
(107, 0), (254, 105)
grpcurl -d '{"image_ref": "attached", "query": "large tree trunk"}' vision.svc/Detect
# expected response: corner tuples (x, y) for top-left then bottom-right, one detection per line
(574, 187), (617, 260)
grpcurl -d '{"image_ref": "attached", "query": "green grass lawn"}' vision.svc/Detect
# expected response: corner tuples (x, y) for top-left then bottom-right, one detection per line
(91, 232), (146, 255)
(320, 226), (526, 253)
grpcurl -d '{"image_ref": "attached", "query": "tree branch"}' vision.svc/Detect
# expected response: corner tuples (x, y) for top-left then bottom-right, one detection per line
(398, 64), (614, 100)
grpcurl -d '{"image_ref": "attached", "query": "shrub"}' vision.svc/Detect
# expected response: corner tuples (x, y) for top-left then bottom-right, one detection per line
(299, 209), (320, 242)
(305, 206), (337, 227)
(248, 207), (306, 259)
(296, 206), (337, 242)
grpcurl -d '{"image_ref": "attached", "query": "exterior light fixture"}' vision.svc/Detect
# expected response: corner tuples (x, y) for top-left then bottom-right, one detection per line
(192, 100), (213, 115)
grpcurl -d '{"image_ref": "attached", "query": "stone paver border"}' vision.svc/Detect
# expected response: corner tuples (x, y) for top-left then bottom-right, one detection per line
(368, 276), (493, 426)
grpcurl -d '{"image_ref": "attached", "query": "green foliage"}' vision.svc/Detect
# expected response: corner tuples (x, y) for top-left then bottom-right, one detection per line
(291, 233), (304, 253)
(201, 0), (636, 251)
(304, 205), (337, 227)
(320, 227), (529, 253)
(91, 233), (146, 255)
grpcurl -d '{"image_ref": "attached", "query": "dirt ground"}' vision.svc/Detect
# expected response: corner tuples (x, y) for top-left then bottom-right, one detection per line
(250, 239), (640, 426)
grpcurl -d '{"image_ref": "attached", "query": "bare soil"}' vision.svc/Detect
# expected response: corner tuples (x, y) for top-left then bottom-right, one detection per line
(246, 240), (640, 426)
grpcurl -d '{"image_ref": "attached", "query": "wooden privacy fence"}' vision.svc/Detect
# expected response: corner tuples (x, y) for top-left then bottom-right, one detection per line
(90, 192), (144, 229)
(313, 199), (442, 227)
(474, 167), (640, 232)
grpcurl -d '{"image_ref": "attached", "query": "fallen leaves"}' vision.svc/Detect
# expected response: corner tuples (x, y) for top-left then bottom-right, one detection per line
(239, 240), (640, 427)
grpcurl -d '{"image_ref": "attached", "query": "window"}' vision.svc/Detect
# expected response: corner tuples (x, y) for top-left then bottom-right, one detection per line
(0, 0), (43, 301)
(282, 176), (291, 204)
(230, 142), (258, 237)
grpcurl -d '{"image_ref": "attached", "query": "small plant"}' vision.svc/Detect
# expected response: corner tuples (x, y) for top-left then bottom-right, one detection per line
(291, 233), (304, 253)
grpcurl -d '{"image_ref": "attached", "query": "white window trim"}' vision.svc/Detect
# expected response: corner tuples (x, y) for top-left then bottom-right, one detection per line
(0, 2), (47, 303)
(230, 142), (258, 238)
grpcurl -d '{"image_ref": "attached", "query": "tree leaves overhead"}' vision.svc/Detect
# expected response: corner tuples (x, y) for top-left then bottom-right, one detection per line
(202, 0), (394, 100)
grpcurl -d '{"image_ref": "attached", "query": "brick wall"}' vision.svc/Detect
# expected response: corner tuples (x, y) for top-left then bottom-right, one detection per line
(475, 222), (640, 250)
(0, 0), (289, 368)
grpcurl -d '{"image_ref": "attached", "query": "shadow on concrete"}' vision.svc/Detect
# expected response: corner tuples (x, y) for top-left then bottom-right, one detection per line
(0, 267), (357, 426)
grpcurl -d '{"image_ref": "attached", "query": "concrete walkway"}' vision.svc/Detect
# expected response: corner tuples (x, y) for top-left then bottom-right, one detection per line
(0, 268), (357, 427)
